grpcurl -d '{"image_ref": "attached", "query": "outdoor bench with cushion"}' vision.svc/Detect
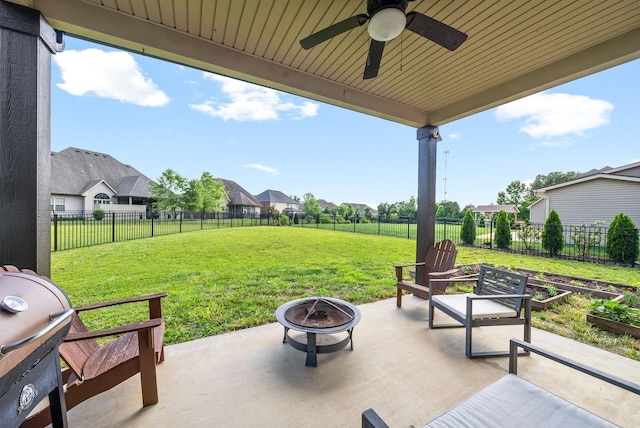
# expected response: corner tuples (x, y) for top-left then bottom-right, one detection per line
(362, 338), (640, 427)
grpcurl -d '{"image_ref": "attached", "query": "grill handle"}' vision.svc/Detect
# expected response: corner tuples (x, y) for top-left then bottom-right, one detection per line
(0, 309), (74, 357)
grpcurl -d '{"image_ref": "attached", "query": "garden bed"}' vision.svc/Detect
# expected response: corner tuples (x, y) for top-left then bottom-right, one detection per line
(527, 284), (572, 311)
(586, 314), (640, 339)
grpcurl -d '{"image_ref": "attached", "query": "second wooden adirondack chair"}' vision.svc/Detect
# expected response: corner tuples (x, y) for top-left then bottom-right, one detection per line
(393, 239), (458, 307)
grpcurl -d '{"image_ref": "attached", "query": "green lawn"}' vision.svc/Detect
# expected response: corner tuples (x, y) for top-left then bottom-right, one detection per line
(50, 227), (640, 359)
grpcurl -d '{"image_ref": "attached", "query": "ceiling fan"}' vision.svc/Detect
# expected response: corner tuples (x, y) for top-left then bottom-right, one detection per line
(300, 0), (467, 79)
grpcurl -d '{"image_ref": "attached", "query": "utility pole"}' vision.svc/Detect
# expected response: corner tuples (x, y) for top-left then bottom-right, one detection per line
(443, 150), (449, 201)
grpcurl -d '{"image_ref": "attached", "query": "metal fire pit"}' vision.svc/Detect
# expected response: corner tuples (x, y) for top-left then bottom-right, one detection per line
(275, 297), (361, 367)
(0, 270), (73, 427)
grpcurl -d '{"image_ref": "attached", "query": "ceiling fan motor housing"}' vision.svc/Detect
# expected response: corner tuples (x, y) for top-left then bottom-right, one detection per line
(367, 0), (409, 16)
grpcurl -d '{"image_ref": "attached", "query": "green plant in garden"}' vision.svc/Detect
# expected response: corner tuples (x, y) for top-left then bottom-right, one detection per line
(460, 209), (476, 244)
(623, 290), (640, 309)
(547, 285), (558, 297)
(590, 299), (640, 326)
(606, 212), (638, 264)
(494, 210), (511, 248)
(542, 209), (564, 256)
(534, 293), (544, 301)
(92, 208), (105, 221)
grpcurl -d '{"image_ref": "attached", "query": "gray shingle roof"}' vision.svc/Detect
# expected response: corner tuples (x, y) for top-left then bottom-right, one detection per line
(51, 147), (154, 198)
(220, 179), (261, 207)
(255, 189), (298, 204)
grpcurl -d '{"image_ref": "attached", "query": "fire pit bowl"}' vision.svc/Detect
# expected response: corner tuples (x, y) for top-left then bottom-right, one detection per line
(0, 270), (73, 427)
(275, 297), (361, 367)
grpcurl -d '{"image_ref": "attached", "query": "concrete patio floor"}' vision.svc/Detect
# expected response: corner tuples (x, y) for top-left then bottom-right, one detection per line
(63, 296), (640, 427)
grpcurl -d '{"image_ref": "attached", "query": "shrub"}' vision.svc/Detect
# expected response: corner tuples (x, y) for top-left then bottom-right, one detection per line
(606, 212), (638, 264)
(319, 213), (332, 224)
(460, 209), (476, 244)
(571, 221), (603, 258)
(293, 213), (299, 224)
(517, 225), (541, 250)
(494, 210), (511, 248)
(279, 215), (289, 226)
(93, 208), (105, 221)
(542, 209), (563, 256)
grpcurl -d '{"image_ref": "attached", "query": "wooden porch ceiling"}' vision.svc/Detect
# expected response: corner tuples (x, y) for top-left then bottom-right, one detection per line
(8, 0), (640, 129)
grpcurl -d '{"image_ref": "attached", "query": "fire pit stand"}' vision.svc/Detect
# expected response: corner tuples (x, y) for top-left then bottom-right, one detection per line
(275, 297), (361, 367)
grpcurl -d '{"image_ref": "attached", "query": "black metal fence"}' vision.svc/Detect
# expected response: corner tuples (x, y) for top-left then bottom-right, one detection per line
(50, 211), (639, 266)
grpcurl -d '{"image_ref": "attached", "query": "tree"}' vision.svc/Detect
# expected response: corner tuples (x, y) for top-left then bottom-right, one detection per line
(396, 196), (417, 218)
(198, 172), (227, 212)
(364, 206), (372, 219)
(149, 169), (188, 213)
(437, 200), (462, 219)
(460, 209), (476, 245)
(302, 192), (321, 218)
(496, 180), (536, 221)
(606, 213), (638, 265)
(542, 209), (564, 256)
(377, 202), (391, 219)
(494, 210), (511, 248)
(531, 171), (581, 190)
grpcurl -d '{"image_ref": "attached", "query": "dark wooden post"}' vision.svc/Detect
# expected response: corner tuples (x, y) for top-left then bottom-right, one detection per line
(415, 125), (439, 284)
(0, 2), (57, 276)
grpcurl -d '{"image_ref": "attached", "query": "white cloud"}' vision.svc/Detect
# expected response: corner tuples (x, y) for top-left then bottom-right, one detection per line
(243, 163), (280, 175)
(495, 92), (613, 138)
(54, 48), (169, 107)
(189, 73), (319, 121)
(448, 133), (461, 140)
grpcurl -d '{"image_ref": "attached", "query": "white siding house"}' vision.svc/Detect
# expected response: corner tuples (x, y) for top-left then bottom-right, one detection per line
(51, 147), (155, 215)
(530, 162), (640, 227)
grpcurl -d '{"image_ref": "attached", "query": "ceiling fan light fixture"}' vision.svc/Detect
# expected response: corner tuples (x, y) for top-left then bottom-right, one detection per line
(368, 7), (406, 41)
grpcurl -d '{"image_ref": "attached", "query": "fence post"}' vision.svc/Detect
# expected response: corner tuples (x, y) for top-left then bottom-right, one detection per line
(53, 214), (58, 252)
(201, 211), (204, 230)
(407, 218), (410, 240)
(633, 228), (639, 267)
(151, 214), (155, 237)
(489, 220), (493, 249)
(112, 212), (116, 242)
(443, 218), (447, 240)
(180, 211), (183, 233)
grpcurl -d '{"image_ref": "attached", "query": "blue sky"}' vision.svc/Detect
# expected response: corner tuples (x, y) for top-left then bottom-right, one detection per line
(51, 37), (639, 210)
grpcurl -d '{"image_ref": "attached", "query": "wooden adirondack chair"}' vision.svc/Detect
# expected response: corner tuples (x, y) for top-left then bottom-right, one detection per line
(393, 239), (458, 307)
(22, 291), (167, 427)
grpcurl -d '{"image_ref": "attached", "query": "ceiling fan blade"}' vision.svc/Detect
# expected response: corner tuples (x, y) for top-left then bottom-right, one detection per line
(405, 11), (467, 51)
(300, 14), (369, 50)
(363, 39), (385, 80)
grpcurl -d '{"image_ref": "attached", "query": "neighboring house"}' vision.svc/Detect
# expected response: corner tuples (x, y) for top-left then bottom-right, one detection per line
(342, 202), (378, 218)
(317, 199), (338, 212)
(50, 147), (154, 214)
(472, 204), (520, 224)
(529, 162), (640, 226)
(220, 179), (261, 218)
(255, 189), (300, 214)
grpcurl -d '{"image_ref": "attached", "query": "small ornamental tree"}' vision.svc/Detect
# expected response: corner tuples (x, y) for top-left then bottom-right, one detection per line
(494, 210), (512, 248)
(606, 212), (638, 265)
(542, 209), (564, 256)
(460, 209), (476, 245)
(93, 208), (105, 221)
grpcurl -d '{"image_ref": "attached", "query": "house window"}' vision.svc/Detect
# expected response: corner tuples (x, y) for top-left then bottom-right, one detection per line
(94, 193), (111, 205)
(51, 197), (65, 211)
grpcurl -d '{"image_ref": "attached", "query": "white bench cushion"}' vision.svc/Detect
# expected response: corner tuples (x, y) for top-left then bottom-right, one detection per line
(431, 293), (516, 319)
(424, 374), (617, 427)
